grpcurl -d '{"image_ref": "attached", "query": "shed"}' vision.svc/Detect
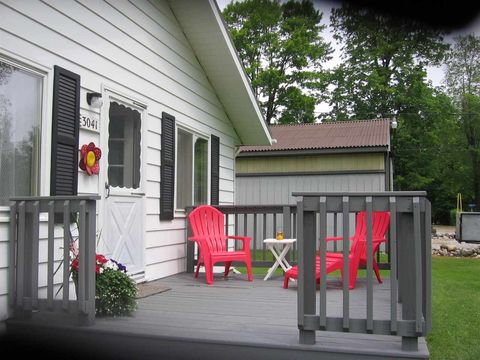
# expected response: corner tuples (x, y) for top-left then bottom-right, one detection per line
(236, 119), (393, 205)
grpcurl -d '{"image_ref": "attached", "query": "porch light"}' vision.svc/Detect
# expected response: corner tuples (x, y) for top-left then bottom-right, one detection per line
(87, 92), (103, 108)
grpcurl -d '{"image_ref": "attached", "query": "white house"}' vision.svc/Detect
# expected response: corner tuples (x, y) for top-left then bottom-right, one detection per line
(0, 0), (272, 321)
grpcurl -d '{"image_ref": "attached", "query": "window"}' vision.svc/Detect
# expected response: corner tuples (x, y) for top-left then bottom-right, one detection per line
(108, 101), (141, 189)
(176, 129), (208, 209)
(0, 60), (42, 205)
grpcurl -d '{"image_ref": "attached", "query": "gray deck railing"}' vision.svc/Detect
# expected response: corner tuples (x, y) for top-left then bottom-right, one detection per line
(295, 192), (431, 351)
(8, 196), (99, 325)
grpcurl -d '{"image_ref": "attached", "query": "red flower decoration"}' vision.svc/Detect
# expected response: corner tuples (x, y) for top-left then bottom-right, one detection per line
(79, 142), (101, 175)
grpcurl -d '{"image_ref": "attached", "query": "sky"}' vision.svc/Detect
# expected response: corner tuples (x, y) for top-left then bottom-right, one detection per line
(216, 0), (480, 113)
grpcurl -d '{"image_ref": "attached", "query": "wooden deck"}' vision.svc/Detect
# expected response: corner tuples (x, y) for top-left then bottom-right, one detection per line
(4, 272), (429, 360)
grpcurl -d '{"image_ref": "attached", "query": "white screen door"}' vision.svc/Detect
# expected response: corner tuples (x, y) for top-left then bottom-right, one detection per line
(103, 93), (145, 278)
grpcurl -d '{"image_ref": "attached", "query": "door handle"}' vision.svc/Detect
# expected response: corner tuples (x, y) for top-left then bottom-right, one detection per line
(105, 182), (111, 199)
(131, 192), (145, 196)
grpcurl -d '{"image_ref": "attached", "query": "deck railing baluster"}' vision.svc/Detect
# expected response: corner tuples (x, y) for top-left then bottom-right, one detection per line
(244, 213), (248, 238)
(17, 201), (25, 311)
(62, 200), (70, 311)
(8, 202), (17, 307)
(366, 197), (373, 333)
(253, 213), (257, 260)
(389, 196), (398, 334)
(342, 196), (350, 330)
(319, 197), (327, 329)
(262, 213), (267, 261)
(47, 201), (55, 310)
(31, 201), (40, 309)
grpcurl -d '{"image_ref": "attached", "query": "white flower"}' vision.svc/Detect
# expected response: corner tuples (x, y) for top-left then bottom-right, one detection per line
(106, 260), (119, 271)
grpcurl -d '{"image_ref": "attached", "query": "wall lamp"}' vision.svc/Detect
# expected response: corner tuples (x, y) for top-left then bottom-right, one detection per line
(87, 92), (103, 109)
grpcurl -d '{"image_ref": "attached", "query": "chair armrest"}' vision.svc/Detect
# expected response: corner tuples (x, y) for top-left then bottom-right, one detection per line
(226, 235), (251, 240)
(325, 236), (353, 242)
(188, 236), (207, 241)
(225, 235), (251, 250)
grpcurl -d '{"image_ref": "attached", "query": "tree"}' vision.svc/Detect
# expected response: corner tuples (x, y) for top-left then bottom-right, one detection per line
(222, 0), (332, 124)
(444, 35), (480, 209)
(326, 3), (459, 223)
(326, 3), (449, 121)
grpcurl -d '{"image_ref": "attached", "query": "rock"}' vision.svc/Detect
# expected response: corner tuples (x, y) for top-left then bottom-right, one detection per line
(447, 244), (457, 252)
(461, 249), (474, 256)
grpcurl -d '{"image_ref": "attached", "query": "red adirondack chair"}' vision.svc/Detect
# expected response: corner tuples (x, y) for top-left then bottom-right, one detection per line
(283, 211), (390, 289)
(188, 205), (253, 285)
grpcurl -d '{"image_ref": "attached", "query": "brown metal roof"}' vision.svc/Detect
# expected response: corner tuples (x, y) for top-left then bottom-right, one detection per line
(239, 119), (391, 153)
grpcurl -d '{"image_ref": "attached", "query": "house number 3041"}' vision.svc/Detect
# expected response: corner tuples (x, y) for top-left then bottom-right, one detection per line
(80, 114), (99, 132)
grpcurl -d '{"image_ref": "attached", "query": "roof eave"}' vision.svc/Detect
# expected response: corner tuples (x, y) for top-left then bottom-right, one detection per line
(168, 0), (272, 146)
(237, 146), (390, 157)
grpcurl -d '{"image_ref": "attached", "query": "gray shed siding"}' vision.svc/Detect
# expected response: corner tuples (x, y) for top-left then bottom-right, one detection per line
(236, 173), (386, 205)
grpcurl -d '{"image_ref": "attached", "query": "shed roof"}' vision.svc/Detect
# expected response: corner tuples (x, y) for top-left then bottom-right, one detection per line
(240, 119), (391, 153)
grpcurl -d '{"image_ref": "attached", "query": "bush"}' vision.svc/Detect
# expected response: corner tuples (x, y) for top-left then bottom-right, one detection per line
(71, 254), (138, 317)
(95, 267), (138, 316)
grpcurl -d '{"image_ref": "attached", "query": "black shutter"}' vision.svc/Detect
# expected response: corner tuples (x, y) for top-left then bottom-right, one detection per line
(50, 66), (80, 196)
(210, 135), (220, 205)
(160, 112), (176, 221)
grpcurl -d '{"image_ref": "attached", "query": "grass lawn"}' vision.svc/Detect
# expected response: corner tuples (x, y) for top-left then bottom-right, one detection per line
(427, 257), (480, 360)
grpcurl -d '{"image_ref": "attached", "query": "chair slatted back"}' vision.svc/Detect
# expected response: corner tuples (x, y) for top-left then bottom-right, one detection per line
(349, 211), (390, 261)
(188, 205), (227, 253)
(351, 211), (390, 241)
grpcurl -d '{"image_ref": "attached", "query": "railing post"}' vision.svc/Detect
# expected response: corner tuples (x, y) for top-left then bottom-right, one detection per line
(297, 197), (317, 345)
(77, 200), (96, 325)
(398, 197), (426, 351)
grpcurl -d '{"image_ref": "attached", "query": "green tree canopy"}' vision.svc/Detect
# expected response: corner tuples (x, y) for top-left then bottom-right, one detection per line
(326, 3), (459, 222)
(222, 0), (332, 124)
(326, 3), (449, 121)
(444, 35), (480, 209)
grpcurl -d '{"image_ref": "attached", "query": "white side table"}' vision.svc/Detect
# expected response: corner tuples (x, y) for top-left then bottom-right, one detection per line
(263, 238), (297, 280)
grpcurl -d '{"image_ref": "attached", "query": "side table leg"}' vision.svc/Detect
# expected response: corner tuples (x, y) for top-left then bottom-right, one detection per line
(264, 245), (281, 280)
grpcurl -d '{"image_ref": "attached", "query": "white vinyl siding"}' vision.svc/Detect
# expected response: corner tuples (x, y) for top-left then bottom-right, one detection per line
(0, 0), (239, 288)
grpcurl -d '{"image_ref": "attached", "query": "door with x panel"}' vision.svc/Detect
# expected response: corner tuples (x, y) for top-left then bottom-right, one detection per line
(103, 94), (145, 278)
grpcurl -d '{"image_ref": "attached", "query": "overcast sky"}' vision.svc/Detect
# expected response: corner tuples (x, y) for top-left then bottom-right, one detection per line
(216, 0), (480, 113)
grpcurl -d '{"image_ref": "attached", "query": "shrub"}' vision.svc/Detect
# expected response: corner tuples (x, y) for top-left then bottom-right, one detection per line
(71, 254), (138, 317)
(95, 267), (137, 316)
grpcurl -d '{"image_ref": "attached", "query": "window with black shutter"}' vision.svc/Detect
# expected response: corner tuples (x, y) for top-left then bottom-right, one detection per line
(210, 135), (220, 205)
(50, 66), (80, 196)
(160, 112), (175, 220)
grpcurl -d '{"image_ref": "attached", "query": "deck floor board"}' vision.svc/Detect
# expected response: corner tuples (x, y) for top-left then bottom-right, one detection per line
(5, 272), (429, 360)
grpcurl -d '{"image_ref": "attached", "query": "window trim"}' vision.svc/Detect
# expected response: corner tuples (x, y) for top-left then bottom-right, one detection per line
(174, 125), (210, 213)
(0, 53), (48, 210)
